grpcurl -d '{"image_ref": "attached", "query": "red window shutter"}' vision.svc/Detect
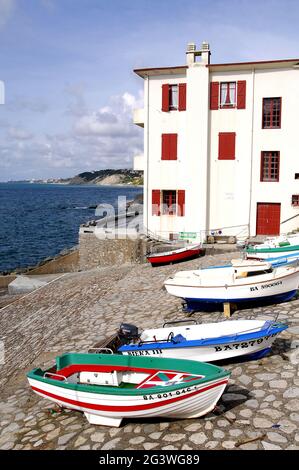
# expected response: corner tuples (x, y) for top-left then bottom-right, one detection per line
(218, 133), (236, 160)
(210, 82), (219, 110)
(169, 134), (177, 160)
(178, 83), (187, 111)
(162, 84), (170, 112)
(152, 190), (161, 216)
(177, 190), (185, 216)
(162, 134), (177, 160)
(162, 134), (169, 160)
(237, 80), (246, 109)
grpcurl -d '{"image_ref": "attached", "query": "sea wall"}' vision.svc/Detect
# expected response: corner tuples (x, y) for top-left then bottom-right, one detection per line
(0, 274), (17, 288)
(79, 233), (149, 270)
(26, 250), (79, 275)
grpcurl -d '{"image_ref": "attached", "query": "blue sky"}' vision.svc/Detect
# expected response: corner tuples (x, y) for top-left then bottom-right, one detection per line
(0, 0), (298, 181)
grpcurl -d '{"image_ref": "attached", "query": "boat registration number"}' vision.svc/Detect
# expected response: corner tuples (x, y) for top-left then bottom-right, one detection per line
(250, 280), (282, 292)
(127, 349), (163, 356)
(214, 333), (277, 352)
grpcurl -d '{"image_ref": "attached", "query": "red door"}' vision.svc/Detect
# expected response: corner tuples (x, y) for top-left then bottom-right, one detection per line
(256, 203), (281, 235)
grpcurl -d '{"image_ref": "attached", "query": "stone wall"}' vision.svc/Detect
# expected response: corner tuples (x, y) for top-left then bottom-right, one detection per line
(79, 233), (149, 270)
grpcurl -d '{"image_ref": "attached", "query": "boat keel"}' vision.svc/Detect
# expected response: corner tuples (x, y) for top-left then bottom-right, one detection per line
(84, 413), (123, 427)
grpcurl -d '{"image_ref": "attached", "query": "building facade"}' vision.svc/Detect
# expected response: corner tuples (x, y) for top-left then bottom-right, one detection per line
(133, 42), (299, 242)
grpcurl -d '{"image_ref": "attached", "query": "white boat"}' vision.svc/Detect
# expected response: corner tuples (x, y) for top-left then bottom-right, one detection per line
(27, 353), (229, 427)
(118, 319), (288, 362)
(164, 261), (299, 312)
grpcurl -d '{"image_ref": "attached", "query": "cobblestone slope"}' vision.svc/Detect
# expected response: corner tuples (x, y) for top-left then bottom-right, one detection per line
(0, 252), (298, 450)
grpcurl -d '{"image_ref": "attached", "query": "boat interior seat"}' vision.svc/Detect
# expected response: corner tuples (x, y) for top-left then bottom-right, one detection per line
(235, 271), (248, 279)
(172, 334), (186, 343)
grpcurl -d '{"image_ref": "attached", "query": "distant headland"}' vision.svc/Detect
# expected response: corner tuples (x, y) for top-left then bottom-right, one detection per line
(4, 169), (144, 186)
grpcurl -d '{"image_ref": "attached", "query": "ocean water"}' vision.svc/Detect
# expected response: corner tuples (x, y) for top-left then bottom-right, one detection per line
(0, 183), (141, 273)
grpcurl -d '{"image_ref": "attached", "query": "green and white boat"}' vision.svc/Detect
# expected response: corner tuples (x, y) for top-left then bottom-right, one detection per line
(246, 234), (299, 260)
(27, 353), (230, 427)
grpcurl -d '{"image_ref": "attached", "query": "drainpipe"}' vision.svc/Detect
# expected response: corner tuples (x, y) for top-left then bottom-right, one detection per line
(248, 68), (256, 237)
(145, 75), (150, 237)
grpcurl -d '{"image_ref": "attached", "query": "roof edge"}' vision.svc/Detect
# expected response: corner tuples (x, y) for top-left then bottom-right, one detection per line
(134, 65), (187, 78)
(134, 58), (299, 78)
(208, 58), (299, 68)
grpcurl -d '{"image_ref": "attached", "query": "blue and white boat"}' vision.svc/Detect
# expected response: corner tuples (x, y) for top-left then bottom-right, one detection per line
(164, 260), (299, 312)
(118, 319), (288, 362)
(265, 252), (299, 267)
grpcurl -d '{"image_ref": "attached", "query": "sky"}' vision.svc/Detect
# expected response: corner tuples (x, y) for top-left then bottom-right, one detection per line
(0, 0), (299, 181)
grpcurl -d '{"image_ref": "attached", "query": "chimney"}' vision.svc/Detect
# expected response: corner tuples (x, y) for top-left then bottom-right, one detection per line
(200, 41), (211, 65)
(186, 42), (196, 66)
(186, 41), (211, 66)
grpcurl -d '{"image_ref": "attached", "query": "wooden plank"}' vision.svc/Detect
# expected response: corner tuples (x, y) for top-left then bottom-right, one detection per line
(223, 302), (231, 318)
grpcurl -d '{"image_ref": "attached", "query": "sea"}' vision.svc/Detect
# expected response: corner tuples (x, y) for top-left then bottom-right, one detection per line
(0, 183), (142, 273)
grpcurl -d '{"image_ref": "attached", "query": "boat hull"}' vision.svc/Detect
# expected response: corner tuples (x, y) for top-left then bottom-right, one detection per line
(182, 290), (297, 312)
(122, 345), (272, 362)
(27, 375), (228, 427)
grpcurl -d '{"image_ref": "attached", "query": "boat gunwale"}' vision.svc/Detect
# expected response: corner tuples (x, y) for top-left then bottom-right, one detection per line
(147, 244), (202, 259)
(246, 244), (299, 254)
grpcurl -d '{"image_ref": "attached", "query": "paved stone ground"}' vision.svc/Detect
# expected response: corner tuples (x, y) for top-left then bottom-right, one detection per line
(0, 252), (298, 451)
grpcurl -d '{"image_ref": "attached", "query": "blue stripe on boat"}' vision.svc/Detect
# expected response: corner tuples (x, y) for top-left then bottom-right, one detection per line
(118, 323), (288, 352)
(243, 347), (271, 360)
(182, 290), (297, 311)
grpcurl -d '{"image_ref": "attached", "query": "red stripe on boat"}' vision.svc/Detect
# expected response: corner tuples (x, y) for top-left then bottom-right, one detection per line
(31, 379), (228, 412)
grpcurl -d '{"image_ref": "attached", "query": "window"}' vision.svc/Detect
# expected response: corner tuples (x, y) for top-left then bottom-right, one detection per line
(218, 132), (236, 160)
(295, 173), (299, 179)
(169, 85), (178, 110)
(210, 81), (246, 110)
(292, 195), (299, 206)
(220, 82), (236, 107)
(262, 98), (281, 129)
(162, 83), (186, 111)
(260, 151), (280, 182)
(162, 190), (177, 215)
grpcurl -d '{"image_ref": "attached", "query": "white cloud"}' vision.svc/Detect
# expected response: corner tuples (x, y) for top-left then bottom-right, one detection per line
(0, 90), (144, 180)
(74, 91), (143, 138)
(0, 0), (15, 30)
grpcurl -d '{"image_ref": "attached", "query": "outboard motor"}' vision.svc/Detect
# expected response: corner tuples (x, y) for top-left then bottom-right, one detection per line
(118, 323), (139, 344)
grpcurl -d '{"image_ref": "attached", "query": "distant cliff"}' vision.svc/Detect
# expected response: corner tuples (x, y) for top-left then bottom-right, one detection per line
(66, 169), (143, 186)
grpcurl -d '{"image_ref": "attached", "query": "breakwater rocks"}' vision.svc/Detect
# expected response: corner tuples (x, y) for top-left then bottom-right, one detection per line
(0, 252), (298, 450)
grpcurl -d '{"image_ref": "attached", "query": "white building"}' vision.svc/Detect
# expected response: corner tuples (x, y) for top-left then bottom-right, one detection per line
(133, 42), (299, 242)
